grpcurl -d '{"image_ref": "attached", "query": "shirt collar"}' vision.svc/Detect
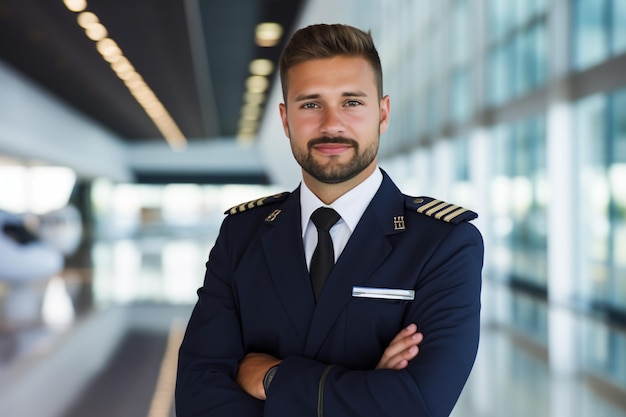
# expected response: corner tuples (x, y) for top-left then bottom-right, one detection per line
(300, 168), (383, 237)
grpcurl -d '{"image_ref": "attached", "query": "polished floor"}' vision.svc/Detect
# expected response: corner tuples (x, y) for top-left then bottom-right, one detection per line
(453, 324), (626, 417)
(1, 235), (625, 417)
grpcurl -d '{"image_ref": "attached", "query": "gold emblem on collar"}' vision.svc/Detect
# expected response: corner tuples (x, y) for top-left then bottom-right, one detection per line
(393, 216), (406, 230)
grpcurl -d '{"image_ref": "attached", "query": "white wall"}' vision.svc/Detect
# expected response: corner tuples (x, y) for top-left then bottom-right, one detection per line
(0, 60), (132, 182)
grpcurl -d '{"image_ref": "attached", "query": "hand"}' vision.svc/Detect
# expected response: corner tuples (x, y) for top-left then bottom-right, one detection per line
(236, 352), (282, 400)
(376, 323), (423, 370)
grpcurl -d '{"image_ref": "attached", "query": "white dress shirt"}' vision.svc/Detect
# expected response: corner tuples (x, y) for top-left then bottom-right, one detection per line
(300, 168), (383, 270)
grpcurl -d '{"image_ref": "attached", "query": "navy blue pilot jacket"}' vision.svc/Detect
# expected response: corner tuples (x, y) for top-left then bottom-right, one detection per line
(176, 170), (484, 417)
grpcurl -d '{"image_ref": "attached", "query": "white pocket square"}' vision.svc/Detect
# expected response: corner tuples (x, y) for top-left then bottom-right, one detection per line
(352, 286), (415, 301)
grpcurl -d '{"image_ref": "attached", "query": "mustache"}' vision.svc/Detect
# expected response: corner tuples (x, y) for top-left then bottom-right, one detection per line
(307, 136), (358, 149)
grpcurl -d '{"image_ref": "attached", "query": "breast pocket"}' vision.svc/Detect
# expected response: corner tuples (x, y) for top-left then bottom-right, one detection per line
(344, 297), (410, 368)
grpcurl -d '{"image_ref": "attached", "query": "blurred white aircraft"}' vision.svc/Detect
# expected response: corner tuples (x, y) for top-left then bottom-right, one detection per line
(0, 209), (65, 282)
(37, 204), (83, 256)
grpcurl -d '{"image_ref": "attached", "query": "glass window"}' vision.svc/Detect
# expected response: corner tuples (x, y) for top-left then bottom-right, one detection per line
(0, 165), (76, 214)
(490, 124), (514, 280)
(489, 0), (515, 43)
(486, 2), (547, 106)
(427, 24), (441, 82)
(488, 116), (547, 287)
(573, 0), (626, 70)
(450, 69), (471, 122)
(573, 0), (609, 70)
(512, 292), (548, 344)
(575, 94), (611, 303)
(582, 318), (626, 392)
(451, 136), (473, 207)
(576, 89), (626, 314)
(531, 23), (547, 87)
(610, 88), (626, 308)
(491, 117), (548, 288)
(454, 135), (470, 182)
(515, 0), (531, 26)
(531, 0), (548, 16)
(426, 85), (439, 136)
(510, 117), (548, 287)
(488, 45), (512, 105)
(576, 88), (626, 313)
(449, 0), (472, 123)
(613, 0), (626, 54)
(451, 0), (471, 67)
(515, 29), (533, 96)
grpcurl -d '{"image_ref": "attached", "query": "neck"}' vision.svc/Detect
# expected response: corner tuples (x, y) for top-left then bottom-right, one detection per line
(303, 164), (377, 205)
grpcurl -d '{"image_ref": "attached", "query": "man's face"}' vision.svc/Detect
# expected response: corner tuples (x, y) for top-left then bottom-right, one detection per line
(279, 56), (390, 185)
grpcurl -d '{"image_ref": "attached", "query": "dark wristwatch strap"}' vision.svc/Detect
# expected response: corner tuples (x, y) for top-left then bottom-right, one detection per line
(263, 365), (279, 394)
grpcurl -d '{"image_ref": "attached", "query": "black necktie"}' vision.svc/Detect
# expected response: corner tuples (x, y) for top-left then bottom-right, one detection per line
(310, 207), (341, 301)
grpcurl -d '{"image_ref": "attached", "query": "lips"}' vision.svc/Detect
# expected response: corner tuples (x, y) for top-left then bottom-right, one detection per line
(312, 143), (353, 155)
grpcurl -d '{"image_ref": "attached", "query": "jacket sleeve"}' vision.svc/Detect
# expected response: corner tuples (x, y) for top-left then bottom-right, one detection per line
(175, 218), (264, 417)
(264, 222), (484, 417)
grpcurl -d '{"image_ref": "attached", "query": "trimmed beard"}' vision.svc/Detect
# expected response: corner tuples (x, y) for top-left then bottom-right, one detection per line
(291, 136), (378, 184)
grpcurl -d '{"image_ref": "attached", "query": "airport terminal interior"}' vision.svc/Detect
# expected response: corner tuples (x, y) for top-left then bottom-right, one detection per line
(1, 0), (626, 416)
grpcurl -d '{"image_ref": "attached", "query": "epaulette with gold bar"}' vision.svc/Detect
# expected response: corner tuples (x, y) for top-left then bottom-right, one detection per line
(225, 192), (290, 215)
(406, 196), (478, 224)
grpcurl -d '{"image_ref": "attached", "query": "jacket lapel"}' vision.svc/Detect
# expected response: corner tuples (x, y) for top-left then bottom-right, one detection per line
(261, 189), (316, 342)
(304, 172), (406, 357)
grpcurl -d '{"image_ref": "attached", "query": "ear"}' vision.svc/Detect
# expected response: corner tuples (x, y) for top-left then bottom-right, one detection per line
(379, 95), (390, 135)
(279, 103), (290, 138)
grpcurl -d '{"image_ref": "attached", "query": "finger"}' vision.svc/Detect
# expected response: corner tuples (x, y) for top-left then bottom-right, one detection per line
(377, 333), (423, 369)
(385, 331), (423, 357)
(376, 348), (417, 369)
(377, 345), (418, 370)
(388, 324), (418, 346)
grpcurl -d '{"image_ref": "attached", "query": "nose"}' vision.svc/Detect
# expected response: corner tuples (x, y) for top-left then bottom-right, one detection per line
(320, 107), (344, 136)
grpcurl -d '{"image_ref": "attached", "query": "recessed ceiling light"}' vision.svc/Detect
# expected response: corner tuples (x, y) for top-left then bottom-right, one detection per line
(85, 23), (107, 41)
(246, 75), (269, 93)
(241, 104), (262, 119)
(65, 4), (187, 150)
(244, 91), (265, 105)
(63, 0), (86, 13)
(255, 23), (283, 47)
(238, 119), (258, 130)
(111, 56), (133, 75)
(77, 11), (98, 28)
(249, 59), (274, 76)
(96, 38), (122, 60)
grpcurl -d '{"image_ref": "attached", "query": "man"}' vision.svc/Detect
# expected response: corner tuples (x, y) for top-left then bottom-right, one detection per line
(176, 23), (483, 417)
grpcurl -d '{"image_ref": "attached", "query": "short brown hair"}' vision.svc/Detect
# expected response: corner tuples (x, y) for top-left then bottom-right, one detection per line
(279, 24), (383, 101)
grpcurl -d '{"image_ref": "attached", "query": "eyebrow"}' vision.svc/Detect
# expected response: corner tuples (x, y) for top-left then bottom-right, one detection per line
(293, 91), (369, 102)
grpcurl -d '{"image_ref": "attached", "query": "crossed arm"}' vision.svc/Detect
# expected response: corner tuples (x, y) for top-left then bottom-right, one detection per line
(237, 324), (424, 400)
